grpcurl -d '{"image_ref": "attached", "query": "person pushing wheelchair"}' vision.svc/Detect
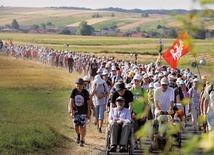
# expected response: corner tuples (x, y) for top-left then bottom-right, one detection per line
(108, 96), (132, 152)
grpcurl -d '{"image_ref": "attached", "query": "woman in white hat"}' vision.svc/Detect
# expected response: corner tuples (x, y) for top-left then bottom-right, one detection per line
(91, 75), (109, 133)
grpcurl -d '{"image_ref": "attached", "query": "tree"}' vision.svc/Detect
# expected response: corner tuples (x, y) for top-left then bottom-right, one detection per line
(11, 19), (19, 29)
(31, 24), (40, 30)
(136, 27), (141, 33)
(5, 24), (11, 29)
(157, 25), (162, 29)
(59, 27), (71, 35)
(168, 28), (178, 38)
(76, 21), (94, 35)
(46, 22), (53, 29)
(40, 23), (46, 30)
(193, 28), (206, 39)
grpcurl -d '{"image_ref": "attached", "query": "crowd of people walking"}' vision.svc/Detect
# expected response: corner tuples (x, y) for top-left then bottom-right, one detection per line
(3, 42), (214, 152)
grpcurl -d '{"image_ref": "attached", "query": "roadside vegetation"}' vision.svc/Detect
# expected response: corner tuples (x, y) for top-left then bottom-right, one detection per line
(0, 56), (82, 154)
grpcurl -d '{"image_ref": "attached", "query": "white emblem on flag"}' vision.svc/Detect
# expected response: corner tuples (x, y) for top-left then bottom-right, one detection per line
(170, 39), (184, 60)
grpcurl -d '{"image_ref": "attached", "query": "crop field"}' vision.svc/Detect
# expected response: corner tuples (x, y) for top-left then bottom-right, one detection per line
(0, 32), (213, 82)
(0, 7), (182, 31)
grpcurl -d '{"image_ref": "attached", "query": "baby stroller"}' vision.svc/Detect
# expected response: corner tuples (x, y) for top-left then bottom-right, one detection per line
(149, 112), (174, 153)
(105, 125), (134, 155)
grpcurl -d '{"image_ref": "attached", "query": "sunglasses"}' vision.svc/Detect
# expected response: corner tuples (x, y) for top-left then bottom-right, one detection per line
(118, 89), (124, 92)
(161, 84), (168, 87)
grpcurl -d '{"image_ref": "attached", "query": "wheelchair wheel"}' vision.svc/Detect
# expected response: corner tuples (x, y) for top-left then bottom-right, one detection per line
(148, 145), (153, 153)
(177, 132), (182, 148)
(105, 128), (111, 151)
(128, 127), (135, 155)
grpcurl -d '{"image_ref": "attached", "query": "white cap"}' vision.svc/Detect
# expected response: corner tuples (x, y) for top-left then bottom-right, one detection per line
(111, 66), (116, 71)
(154, 82), (160, 89)
(160, 77), (169, 85)
(148, 72), (153, 77)
(83, 76), (90, 81)
(179, 80), (185, 85)
(143, 74), (149, 79)
(149, 83), (154, 88)
(158, 73), (163, 77)
(133, 74), (142, 81)
(193, 78), (199, 82)
(97, 68), (103, 73)
(126, 83), (133, 89)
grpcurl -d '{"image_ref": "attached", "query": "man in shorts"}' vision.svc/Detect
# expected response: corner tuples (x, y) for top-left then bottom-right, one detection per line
(68, 78), (91, 147)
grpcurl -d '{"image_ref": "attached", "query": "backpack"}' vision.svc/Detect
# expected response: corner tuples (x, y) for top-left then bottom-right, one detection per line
(208, 84), (214, 95)
(130, 87), (145, 98)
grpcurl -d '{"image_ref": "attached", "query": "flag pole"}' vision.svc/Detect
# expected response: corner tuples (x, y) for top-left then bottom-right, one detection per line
(193, 56), (202, 80)
(157, 38), (164, 65)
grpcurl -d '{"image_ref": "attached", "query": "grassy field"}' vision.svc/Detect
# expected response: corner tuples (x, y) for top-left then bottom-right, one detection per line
(0, 55), (83, 154)
(0, 7), (181, 32)
(0, 33), (213, 82)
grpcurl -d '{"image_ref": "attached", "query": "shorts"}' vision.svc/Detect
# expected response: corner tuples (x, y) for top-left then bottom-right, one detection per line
(207, 111), (214, 131)
(95, 104), (106, 120)
(73, 114), (87, 127)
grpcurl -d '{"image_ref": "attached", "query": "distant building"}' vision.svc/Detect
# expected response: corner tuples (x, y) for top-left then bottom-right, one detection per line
(19, 25), (31, 32)
(28, 29), (46, 34)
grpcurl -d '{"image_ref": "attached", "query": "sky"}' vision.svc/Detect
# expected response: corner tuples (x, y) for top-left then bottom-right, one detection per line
(1, 0), (211, 10)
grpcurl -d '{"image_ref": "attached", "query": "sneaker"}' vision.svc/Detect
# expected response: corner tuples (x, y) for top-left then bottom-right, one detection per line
(98, 128), (102, 133)
(119, 146), (127, 152)
(134, 142), (138, 149)
(109, 145), (117, 152)
(80, 140), (84, 147)
(76, 134), (80, 144)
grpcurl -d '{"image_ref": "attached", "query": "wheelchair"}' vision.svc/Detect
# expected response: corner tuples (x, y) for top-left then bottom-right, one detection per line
(149, 112), (174, 153)
(105, 123), (134, 155)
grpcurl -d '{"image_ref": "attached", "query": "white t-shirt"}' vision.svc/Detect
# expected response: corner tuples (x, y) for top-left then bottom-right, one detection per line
(204, 84), (214, 112)
(154, 86), (174, 115)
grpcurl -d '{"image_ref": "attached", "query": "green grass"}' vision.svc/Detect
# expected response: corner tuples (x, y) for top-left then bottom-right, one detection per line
(0, 56), (80, 154)
(0, 88), (72, 154)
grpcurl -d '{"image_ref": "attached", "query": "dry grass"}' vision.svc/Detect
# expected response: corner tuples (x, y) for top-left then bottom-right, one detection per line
(68, 17), (112, 26)
(0, 56), (81, 89)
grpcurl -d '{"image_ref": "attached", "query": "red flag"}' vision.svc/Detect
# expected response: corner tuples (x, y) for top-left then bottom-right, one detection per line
(162, 31), (191, 69)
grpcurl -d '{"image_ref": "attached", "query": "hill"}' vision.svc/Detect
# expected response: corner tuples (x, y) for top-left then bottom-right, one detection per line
(0, 7), (189, 32)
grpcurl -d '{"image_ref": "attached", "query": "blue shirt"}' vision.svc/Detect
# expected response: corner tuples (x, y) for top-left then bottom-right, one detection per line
(109, 107), (132, 124)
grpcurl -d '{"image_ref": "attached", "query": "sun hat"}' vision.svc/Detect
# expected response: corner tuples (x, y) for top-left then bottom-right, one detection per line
(75, 78), (84, 85)
(102, 69), (109, 75)
(93, 75), (105, 85)
(160, 77), (169, 85)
